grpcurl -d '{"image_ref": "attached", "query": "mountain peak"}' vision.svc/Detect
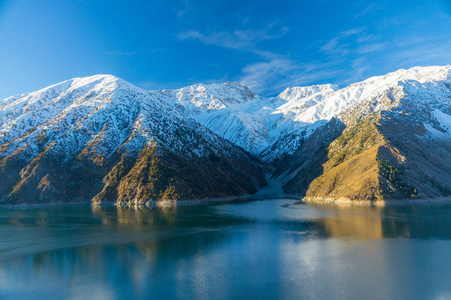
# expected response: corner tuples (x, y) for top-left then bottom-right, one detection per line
(276, 84), (340, 102)
(172, 81), (257, 105)
(1, 66), (451, 204)
(360, 65), (451, 87)
(48, 74), (122, 91)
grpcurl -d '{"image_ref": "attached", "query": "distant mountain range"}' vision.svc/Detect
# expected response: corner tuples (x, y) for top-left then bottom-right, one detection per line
(1, 66), (450, 205)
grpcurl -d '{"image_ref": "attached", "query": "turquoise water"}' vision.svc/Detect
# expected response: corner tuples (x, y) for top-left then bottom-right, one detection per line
(1, 199), (451, 299)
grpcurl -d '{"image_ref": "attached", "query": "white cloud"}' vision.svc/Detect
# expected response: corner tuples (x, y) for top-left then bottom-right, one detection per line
(240, 56), (296, 92)
(178, 24), (362, 95)
(178, 30), (255, 50)
(177, 26), (289, 52)
(107, 50), (137, 57)
(353, 2), (386, 19)
(107, 48), (167, 57)
(177, 24), (300, 95)
(388, 40), (451, 67)
(240, 57), (341, 95)
(167, 0), (191, 19)
(356, 43), (385, 54)
(320, 27), (366, 55)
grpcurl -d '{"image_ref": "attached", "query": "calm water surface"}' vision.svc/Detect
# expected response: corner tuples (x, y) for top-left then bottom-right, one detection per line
(1, 199), (451, 299)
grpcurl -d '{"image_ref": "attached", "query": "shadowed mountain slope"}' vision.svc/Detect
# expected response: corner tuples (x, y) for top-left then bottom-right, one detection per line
(1, 66), (451, 204)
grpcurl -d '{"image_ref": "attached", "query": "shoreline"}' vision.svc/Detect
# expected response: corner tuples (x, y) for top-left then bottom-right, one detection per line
(1, 193), (451, 209)
(0, 192), (293, 210)
(302, 196), (451, 206)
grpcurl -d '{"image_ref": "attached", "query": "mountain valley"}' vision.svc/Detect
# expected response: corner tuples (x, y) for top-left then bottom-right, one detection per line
(1, 66), (450, 205)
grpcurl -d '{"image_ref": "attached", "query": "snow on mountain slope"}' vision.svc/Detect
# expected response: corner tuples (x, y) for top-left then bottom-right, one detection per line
(0, 75), (268, 204)
(433, 109), (451, 135)
(2, 65), (451, 204)
(260, 65), (451, 161)
(156, 65), (450, 160)
(278, 84), (338, 99)
(2, 65), (450, 164)
(0, 75), (144, 147)
(270, 66), (451, 202)
(290, 65), (451, 127)
(159, 82), (339, 155)
(160, 82), (271, 154)
(0, 75), (254, 162)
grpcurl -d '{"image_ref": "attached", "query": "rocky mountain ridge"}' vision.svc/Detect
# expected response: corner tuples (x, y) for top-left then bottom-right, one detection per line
(0, 75), (266, 205)
(273, 66), (451, 203)
(1, 65), (450, 204)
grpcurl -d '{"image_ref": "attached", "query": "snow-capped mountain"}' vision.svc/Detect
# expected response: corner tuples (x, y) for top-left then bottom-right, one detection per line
(263, 66), (451, 161)
(274, 65), (451, 203)
(160, 82), (270, 154)
(1, 65), (451, 204)
(0, 75), (266, 205)
(159, 82), (339, 156)
(0, 75), (243, 159)
(153, 66), (451, 162)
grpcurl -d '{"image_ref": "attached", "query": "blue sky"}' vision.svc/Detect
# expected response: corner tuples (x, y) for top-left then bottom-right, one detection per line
(1, 0), (451, 98)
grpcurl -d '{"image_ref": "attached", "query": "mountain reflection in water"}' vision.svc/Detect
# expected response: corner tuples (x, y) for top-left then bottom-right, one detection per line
(1, 200), (451, 299)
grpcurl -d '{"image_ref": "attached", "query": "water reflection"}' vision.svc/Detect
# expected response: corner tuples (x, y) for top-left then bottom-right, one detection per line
(1, 200), (451, 299)
(310, 203), (451, 240)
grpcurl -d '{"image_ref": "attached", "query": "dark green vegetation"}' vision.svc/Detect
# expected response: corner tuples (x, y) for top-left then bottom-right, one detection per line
(378, 159), (417, 198)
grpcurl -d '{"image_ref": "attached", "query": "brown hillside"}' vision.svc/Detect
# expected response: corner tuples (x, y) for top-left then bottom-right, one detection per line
(282, 111), (451, 203)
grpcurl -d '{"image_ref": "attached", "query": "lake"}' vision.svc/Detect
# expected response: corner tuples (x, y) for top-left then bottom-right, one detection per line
(1, 199), (451, 299)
